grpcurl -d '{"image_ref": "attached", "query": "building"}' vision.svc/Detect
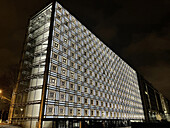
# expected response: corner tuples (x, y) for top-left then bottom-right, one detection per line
(9, 1), (170, 128)
(137, 73), (170, 122)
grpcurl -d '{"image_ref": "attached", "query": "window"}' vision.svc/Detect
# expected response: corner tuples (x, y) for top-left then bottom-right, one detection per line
(84, 109), (88, 116)
(65, 12), (69, 19)
(77, 75), (81, 81)
(90, 71), (92, 76)
(61, 68), (67, 75)
(64, 28), (68, 34)
(59, 107), (65, 115)
(91, 100), (93, 105)
(77, 109), (81, 116)
(60, 93), (65, 101)
(97, 110), (99, 116)
(47, 105), (54, 115)
(77, 85), (81, 92)
(57, 6), (62, 12)
(77, 96), (81, 103)
(90, 89), (93, 95)
(90, 79), (93, 85)
(101, 102), (103, 106)
(64, 38), (67, 43)
(84, 87), (88, 93)
(62, 57), (67, 64)
(84, 68), (87, 73)
(77, 65), (81, 71)
(53, 53), (58, 60)
(71, 42), (75, 48)
(91, 110), (94, 116)
(71, 52), (75, 57)
(51, 64), (57, 72)
(69, 95), (74, 102)
(53, 41), (59, 49)
(70, 61), (74, 68)
(84, 98), (88, 104)
(96, 100), (99, 106)
(70, 72), (74, 79)
(78, 55), (81, 61)
(48, 91), (55, 100)
(84, 77), (87, 83)
(69, 108), (73, 116)
(55, 22), (60, 29)
(63, 47), (67, 54)
(54, 31), (60, 39)
(60, 80), (66, 87)
(50, 77), (55, 85)
(70, 83), (74, 90)
(56, 14), (61, 20)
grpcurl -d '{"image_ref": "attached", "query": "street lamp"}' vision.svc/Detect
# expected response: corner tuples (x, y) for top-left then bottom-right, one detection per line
(0, 89), (2, 94)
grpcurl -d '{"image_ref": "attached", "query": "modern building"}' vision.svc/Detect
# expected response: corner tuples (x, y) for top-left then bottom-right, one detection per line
(137, 73), (170, 122)
(9, 1), (170, 128)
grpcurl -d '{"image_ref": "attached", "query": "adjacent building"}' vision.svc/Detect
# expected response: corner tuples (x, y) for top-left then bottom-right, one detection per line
(9, 1), (169, 128)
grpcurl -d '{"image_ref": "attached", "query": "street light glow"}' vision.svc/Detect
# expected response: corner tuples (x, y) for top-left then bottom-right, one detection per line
(0, 89), (2, 94)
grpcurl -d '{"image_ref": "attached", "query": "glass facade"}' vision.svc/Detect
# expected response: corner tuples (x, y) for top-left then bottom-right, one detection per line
(44, 2), (144, 120)
(9, 4), (52, 128)
(10, 1), (145, 128)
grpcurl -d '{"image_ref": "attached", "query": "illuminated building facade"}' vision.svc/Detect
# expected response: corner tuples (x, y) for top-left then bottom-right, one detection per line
(9, 1), (145, 128)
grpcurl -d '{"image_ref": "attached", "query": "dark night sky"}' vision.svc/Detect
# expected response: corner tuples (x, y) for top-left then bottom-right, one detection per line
(0, 0), (170, 99)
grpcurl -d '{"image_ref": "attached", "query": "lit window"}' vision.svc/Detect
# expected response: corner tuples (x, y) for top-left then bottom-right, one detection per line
(61, 68), (67, 75)
(62, 57), (67, 64)
(53, 42), (59, 49)
(64, 38), (67, 43)
(50, 77), (55, 85)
